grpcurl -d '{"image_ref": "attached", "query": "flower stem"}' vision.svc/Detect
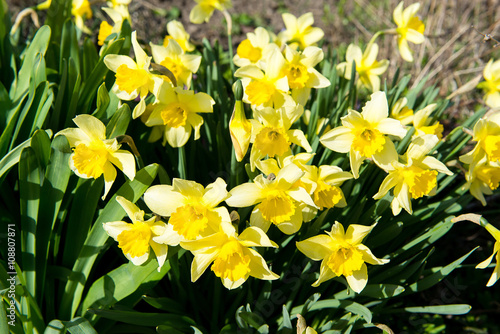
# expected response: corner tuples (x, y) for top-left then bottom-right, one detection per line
(222, 9), (235, 81)
(178, 146), (187, 179)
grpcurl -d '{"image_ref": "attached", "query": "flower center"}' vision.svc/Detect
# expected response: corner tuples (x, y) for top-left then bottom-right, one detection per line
(327, 243), (364, 277)
(254, 126), (290, 157)
(245, 80), (276, 106)
(313, 183), (343, 210)
(237, 39), (262, 63)
(397, 16), (424, 39)
(283, 63), (309, 89)
(351, 127), (386, 157)
(169, 204), (208, 240)
(483, 135), (500, 162)
(401, 165), (438, 199)
(258, 190), (296, 224)
(211, 239), (251, 282)
(160, 58), (188, 85)
(115, 64), (152, 95)
(72, 143), (109, 179)
(116, 222), (152, 258)
(476, 166), (500, 190)
(160, 102), (188, 128)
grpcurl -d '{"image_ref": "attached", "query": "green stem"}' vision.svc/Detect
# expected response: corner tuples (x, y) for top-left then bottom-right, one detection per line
(367, 29), (393, 48)
(178, 146), (187, 179)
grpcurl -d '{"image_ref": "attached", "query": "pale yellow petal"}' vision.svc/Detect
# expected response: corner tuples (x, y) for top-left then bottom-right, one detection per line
(239, 226), (278, 248)
(296, 235), (332, 260)
(346, 263), (368, 293)
(144, 185), (185, 217)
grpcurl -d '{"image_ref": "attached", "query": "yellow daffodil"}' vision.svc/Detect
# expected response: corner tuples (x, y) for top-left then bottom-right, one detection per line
(144, 178), (230, 240)
(151, 39), (201, 88)
(460, 112), (500, 167)
(477, 58), (500, 108)
(463, 156), (500, 206)
(98, 6), (129, 46)
(412, 103), (443, 139)
(72, 0), (92, 34)
(305, 165), (353, 211)
(320, 91), (407, 178)
(390, 97), (414, 126)
(373, 134), (452, 215)
(296, 222), (389, 293)
(336, 43), (389, 93)
(277, 12), (324, 50)
(180, 221), (279, 289)
(226, 163), (317, 235)
(282, 45), (330, 105)
(56, 115), (136, 199)
(229, 81), (252, 161)
(476, 221), (500, 286)
(249, 104), (312, 171)
(235, 47), (293, 109)
(104, 31), (158, 118)
(189, 0), (232, 24)
(163, 20), (195, 52)
(392, 1), (425, 62)
(103, 196), (180, 271)
(144, 82), (214, 147)
(234, 27), (275, 67)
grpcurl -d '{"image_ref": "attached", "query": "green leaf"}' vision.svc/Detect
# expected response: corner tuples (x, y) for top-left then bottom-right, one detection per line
(59, 19), (80, 76)
(18, 146), (41, 298)
(59, 164), (159, 320)
(45, 0), (72, 49)
(91, 83), (110, 119)
(141, 296), (186, 314)
(406, 247), (478, 293)
(87, 309), (195, 329)
(404, 304), (471, 315)
(82, 256), (170, 313)
(105, 103), (131, 138)
(358, 284), (405, 299)
(82, 38), (98, 81)
(44, 319), (65, 333)
(64, 317), (98, 334)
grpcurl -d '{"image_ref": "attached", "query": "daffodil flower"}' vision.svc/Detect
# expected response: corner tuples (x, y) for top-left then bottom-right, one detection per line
(412, 103), (443, 139)
(151, 39), (201, 88)
(392, 1), (425, 62)
(477, 58), (500, 108)
(163, 20), (195, 52)
(103, 196), (180, 271)
(234, 27), (275, 67)
(336, 43), (389, 92)
(460, 112), (500, 167)
(98, 6), (129, 46)
(189, 0), (232, 24)
(249, 104), (312, 171)
(320, 91), (407, 178)
(226, 163), (317, 235)
(72, 0), (92, 34)
(296, 222), (389, 293)
(56, 115), (136, 199)
(180, 221), (279, 289)
(462, 156), (500, 206)
(104, 31), (158, 118)
(390, 97), (414, 126)
(305, 165), (353, 211)
(144, 178), (230, 240)
(373, 134), (452, 215)
(235, 48), (293, 109)
(282, 45), (330, 105)
(144, 82), (215, 147)
(277, 12), (324, 50)
(476, 221), (500, 286)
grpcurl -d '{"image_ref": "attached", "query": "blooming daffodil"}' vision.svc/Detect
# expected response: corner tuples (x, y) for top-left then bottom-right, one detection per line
(336, 43), (389, 92)
(103, 196), (180, 271)
(144, 178), (230, 240)
(163, 20), (195, 52)
(320, 91), (407, 178)
(189, 0), (232, 24)
(478, 58), (500, 109)
(56, 115), (136, 199)
(180, 221), (279, 289)
(234, 27), (275, 68)
(392, 1), (425, 62)
(296, 222), (389, 293)
(277, 12), (324, 50)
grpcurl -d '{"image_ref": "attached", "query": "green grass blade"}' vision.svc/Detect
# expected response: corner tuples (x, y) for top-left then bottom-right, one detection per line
(404, 304), (472, 315)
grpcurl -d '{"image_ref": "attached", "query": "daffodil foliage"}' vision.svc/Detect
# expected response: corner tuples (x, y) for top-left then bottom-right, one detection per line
(1, 1), (499, 333)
